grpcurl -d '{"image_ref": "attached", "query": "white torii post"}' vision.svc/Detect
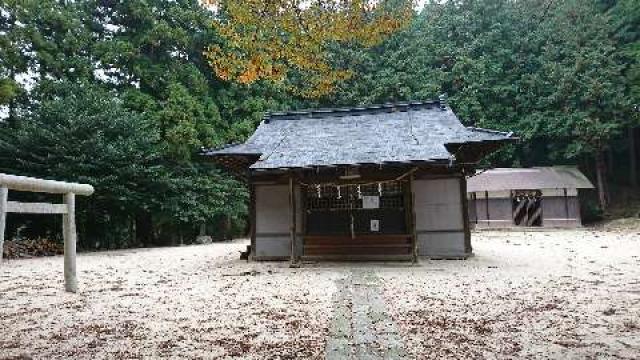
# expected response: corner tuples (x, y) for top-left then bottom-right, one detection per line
(0, 173), (94, 293)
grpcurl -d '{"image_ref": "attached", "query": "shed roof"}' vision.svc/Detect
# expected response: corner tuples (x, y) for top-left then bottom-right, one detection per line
(467, 167), (595, 193)
(204, 101), (515, 170)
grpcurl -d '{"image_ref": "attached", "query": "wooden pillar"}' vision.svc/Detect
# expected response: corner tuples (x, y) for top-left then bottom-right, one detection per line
(63, 192), (77, 293)
(409, 173), (418, 263)
(486, 191), (491, 226)
(631, 127), (638, 188)
(459, 175), (472, 254)
(563, 188), (570, 220)
(249, 183), (256, 260)
(300, 183), (306, 257)
(289, 176), (297, 264)
(0, 187), (7, 264)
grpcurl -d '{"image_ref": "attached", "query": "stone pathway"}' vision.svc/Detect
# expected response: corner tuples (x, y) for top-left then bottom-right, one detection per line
(325, 269), (407, 360)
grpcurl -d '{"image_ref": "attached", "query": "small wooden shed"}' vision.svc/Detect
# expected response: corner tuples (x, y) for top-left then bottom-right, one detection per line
(467, 167), (594, 229)
(205, 100), (515, 261)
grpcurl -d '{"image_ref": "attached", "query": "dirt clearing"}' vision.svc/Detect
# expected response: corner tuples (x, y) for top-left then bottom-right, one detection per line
(1, 229), (639, 359)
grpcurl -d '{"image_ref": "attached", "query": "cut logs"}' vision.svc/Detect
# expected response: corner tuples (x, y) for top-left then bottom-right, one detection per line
(2, 239), (64, 259)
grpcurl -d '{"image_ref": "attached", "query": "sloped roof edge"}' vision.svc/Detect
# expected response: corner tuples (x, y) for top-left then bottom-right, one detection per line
(467, 166), (595, 192)
(203, 100), (516, 170)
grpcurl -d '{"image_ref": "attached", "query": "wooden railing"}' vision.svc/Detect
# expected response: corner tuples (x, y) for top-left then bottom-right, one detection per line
(0, 173), (94, 293)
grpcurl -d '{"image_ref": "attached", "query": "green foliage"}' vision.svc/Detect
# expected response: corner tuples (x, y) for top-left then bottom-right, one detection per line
(91, 0), (232, 159)
(605, 0), (640, 112)
(156, 83), (221, 161)
(0, 78), (19, 105)
(0, 81), (159, 245)
(326, 0), (632, 167)
(0, 0), (250, 247)
(216, 81), (304, 142)
(0, 81), (247, 247)
(324, 17), (442, 106)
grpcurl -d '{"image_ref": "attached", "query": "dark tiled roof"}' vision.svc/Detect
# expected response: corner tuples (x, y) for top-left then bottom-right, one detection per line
(467, 167), (595, 192)
(204, 101), (515, 169)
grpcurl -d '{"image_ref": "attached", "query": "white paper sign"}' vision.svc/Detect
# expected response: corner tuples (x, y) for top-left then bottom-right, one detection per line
(362, 195), (380, 209)
(370, 219), (380, 232)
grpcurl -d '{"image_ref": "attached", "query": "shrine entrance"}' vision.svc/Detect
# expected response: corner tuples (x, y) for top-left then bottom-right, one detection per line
(302, 180), (413, 259)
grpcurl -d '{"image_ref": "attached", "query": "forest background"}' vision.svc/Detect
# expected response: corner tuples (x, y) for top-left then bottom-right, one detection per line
(0, 0), (638, 249)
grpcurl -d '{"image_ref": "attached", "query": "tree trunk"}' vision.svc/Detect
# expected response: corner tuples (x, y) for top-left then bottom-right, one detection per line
(631, 127), (638, 188)
(129, 216), (136, 247)
(224, 216), (232, 240)
(595, 151), (609, 211)
(7, 69), (17, 128)
(135, 212), (153, 247)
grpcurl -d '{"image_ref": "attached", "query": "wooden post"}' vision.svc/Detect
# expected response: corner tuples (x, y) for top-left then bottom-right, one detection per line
(0, 187), (7, 264)
(459, 174), (472, 254)
(486, 191), (491, 226)
(289, 176), (297, 265)
(631, 127), (638, 188)
(300, 182), (307, 258)
(63, 192), (77, 293)
(249, 183), (256, 260)
(563, 188), (570, 220)
(409, 173), (418, 263)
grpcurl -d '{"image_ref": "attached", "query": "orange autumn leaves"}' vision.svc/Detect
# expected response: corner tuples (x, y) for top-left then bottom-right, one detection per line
(203, 0), (413, 97)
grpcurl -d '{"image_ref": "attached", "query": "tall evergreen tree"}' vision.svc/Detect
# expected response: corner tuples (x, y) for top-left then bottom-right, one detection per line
(326, 0), (630, 209)
(0, 1), (251, 247)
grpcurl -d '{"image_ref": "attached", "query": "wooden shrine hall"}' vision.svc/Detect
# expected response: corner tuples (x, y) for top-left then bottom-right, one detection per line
(204, 99), (516, 262)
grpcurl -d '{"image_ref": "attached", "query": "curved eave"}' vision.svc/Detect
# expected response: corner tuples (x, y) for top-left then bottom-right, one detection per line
(445, 136), (519, 164)
(249, 159), (452, 173)
(201, 152), (262, 174)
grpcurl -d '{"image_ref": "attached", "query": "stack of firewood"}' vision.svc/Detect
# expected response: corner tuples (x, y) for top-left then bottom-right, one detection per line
(2, 239), (64, 259)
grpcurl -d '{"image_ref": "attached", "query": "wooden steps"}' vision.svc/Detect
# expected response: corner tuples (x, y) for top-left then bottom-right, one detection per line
(303, 234), (412, 257)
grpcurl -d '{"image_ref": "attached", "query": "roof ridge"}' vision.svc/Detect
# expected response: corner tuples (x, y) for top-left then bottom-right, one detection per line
(264, 100), (441, 122)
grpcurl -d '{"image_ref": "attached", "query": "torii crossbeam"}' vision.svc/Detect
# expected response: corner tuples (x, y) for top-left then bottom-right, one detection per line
(0, 173), (94, 293)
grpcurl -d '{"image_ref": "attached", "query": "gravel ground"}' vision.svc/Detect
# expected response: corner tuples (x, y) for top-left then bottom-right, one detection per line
(1, 229), (639, 359)
(0, 242), (341, 359)
(381, 229), (640, 359)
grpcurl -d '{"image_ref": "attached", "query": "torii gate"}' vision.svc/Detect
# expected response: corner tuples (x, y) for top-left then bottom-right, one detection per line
(0, 173), (94, 293)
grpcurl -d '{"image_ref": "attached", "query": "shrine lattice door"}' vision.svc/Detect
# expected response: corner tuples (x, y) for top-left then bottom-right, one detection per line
(303, 181), (412, 258)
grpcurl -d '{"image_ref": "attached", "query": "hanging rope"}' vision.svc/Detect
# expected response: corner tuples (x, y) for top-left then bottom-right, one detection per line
(297, 167), (418, 188)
